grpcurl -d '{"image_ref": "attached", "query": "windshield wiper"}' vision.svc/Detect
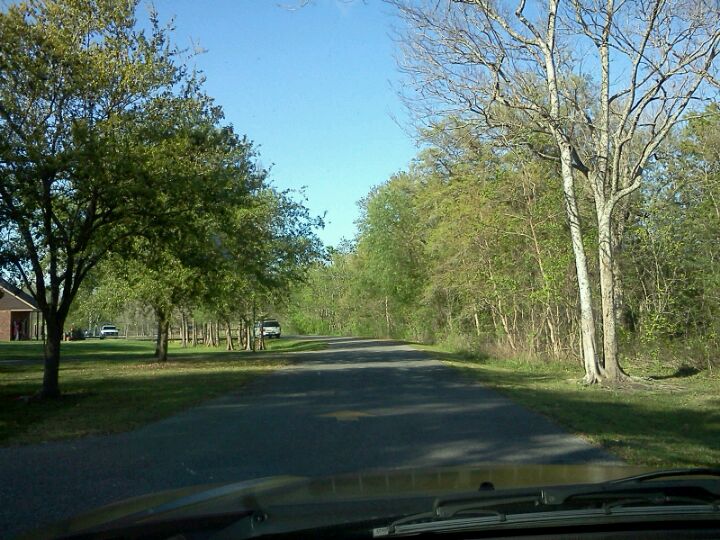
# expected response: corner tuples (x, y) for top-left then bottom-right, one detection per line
(374, 468), (720, 538)
(541, 468), (720, 507)
(607, 468), (720, 485)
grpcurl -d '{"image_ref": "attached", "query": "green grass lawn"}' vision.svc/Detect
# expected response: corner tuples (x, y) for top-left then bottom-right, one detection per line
(0, 337), (326, 446)
(416, 345), (720, 468)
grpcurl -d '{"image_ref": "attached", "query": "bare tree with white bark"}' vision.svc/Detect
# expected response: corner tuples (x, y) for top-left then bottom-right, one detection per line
(392, 0), (720, 383)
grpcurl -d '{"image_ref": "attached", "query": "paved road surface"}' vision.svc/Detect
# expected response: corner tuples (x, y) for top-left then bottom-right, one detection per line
(0, 337), (618, 538)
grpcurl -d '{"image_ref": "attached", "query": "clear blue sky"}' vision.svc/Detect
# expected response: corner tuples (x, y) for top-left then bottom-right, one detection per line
(151, 0), (417, 248)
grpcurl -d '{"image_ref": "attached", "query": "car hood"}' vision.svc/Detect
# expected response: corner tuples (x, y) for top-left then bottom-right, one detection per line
(20, 463), (651, 539)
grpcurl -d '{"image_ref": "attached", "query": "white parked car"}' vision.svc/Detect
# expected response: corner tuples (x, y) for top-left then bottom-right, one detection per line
(254, 319), (281, 339)
(99, 324), (119, 338)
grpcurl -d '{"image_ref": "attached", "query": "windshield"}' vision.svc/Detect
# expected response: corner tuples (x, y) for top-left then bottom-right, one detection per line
(1, 1), (718, 539)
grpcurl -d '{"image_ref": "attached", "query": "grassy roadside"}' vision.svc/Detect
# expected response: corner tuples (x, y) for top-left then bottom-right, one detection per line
(0, 338), (326, 446)
(415, 344), (720, 468)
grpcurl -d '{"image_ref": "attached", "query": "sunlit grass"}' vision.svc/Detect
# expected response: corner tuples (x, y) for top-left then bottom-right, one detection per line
(0, 338), (326, 446)
(416, 344), (720, 468)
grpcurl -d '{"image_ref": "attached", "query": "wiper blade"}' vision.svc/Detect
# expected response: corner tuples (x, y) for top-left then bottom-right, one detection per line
(607, 468), (720, 485)
(376, 468), (720, 537)
(542, 484), (720, 510)
(542, 469), (720, 507)
(375, 505), (720, 537)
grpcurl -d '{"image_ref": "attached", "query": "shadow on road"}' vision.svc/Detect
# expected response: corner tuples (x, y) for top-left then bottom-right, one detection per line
(182, 338), (621, 471)
(0, 336), (624, 540)
(319, 336), (410, 349)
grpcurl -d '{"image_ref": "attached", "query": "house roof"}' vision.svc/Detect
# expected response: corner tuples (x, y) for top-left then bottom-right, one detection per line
(0, 277), (40, 311)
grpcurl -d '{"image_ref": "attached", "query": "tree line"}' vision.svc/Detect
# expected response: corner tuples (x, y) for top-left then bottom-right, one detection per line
(285, 109), (720, 377)
(0, 0), (322, 398)
(286, 0), (720, 384)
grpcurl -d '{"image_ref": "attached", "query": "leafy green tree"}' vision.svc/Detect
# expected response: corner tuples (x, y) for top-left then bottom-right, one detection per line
(620, 106), (720, 364)
(0, 0), (203, 397)
(65, 263), (131, 333)
(393, 0), (720, 383)
(354, 174), (427, 338)
(194, 185), (322, 352)
(283, 243), (360, 336)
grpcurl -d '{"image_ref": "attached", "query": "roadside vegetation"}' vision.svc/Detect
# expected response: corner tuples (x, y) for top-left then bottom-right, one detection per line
(0, 0), (323, 398)
(0, 339), (326, 446)
(281, 2), (720, 466)
(285, 2), (720, 385)
(417, 344), (720, 468)
(285, 110), (720, 377)
(2, 0), (720, 464)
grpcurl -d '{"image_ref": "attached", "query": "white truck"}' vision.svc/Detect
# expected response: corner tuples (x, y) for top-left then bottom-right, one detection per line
(99, 324), (119, 338)
(254, 319), (281, 339)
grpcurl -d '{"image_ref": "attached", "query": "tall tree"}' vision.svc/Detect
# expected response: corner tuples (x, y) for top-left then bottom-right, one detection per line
(393, 0), (720, 382)
(0, 0), (197, 397)
(355, 174), (427, 338)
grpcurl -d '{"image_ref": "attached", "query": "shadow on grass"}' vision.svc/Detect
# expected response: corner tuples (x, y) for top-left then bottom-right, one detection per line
(650, 365), (701, 380)
(0, 339), (301, 445)
(0, 340), (156, 364)
(0, 367), (275, 445)
(265, 339), (327, 352)
(436, 353), (720, 468)
(0, 339), (327, 367)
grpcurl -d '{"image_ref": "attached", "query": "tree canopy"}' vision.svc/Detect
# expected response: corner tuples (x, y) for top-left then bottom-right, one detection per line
(0, 0), (323, 396)
(286, 107), (720, 377)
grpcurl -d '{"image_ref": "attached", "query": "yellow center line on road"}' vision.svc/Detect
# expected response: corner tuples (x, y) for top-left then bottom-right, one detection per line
(318, 410), (374, 422)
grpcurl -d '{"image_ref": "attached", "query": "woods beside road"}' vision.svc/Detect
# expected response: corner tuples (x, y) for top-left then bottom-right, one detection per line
(2, 0), (720, 403)
(1, 5), (720, 523)
(285, 1), (720, 392)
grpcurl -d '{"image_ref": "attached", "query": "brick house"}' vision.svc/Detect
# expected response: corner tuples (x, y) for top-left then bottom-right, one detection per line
(0, 278), (43, 341)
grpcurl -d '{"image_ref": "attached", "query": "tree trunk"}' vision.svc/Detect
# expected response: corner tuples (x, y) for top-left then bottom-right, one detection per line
(546, 306), (561, 358)
(598, 211), (625, 380)
(251, 304), (257, 352)
(559, 148), (602, 383)
(40, 314), (63, 398)
(244, 319), (252, 351)
(525, 195), (560, 356)
(384, 295), (391, 337)
(239, 320), (245, 349)
(156, 321), (170, 362)
(489, 305), (499, 337)
(155, 312), (170, 362)
(179, 312), (186, 347)
(612, 201), (632, 331)
(225, 321), (234, 351)
(258, 320), (265, 351)
(191, 318), (197, 347)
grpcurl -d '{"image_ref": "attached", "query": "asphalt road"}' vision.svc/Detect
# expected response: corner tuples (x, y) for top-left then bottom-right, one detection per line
(0, 337), (619, 538)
